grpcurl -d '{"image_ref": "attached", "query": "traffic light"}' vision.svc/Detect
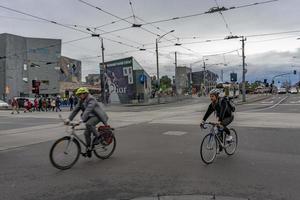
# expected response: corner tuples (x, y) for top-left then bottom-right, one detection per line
(230, 73), (237, 82)
(31, 80), (40, 94)
(294, 70), (297, 75)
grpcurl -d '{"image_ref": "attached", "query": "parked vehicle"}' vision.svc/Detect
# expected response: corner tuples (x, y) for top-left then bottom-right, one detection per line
(0, 100), (9, 109)
(277, 88), (287, 94)
(289, 87), (298, 94)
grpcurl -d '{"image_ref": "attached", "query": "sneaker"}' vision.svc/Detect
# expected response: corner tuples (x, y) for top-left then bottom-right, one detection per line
(226, 135), (233, 142)
(82, 147), (92, 158)
(93, 135), (102, 145)
(217, 145), (223, 154)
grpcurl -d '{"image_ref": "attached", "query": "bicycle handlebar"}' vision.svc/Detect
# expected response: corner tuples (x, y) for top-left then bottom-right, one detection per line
(58, 114), (81, 128)
(200, 121), (219, 129)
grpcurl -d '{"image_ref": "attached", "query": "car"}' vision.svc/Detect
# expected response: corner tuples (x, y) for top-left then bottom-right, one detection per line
(277, 88), (287, 94)
(0, 99), (9, 109)
(290, 87), (298, 94)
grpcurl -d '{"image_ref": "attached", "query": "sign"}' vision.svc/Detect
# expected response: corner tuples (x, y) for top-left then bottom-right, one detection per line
(139, 74), (147, 84)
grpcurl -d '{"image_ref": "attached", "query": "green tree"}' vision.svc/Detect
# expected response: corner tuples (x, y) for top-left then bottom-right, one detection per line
(160, 75), (172, 90)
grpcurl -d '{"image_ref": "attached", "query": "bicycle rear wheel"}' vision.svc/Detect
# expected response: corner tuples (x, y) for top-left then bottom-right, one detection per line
(94, 135), (116, 159)
(49, 136), (81, 170)
(200, 134), (217, 164)
(225, 128), (238, 155)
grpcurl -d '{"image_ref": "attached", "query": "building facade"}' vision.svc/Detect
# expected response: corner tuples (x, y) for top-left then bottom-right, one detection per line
(191, 70), (219, 94)
(85, 74), (100, 86)
(0, 33), (61, 101)
(175, 66), (192, 95)
(100, 57), (151, 104)
(59, 56), (82, 97)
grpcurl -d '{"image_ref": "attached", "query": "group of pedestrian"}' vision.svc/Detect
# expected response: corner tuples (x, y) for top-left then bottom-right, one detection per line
(10, 95), (78, 114)
(31, 96), (62, 112)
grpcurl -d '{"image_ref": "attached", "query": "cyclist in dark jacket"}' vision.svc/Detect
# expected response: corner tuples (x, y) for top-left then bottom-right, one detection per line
(201, 89), (234, 149)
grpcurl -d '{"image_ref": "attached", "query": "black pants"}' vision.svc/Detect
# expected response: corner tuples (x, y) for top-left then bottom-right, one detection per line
(221, 115), (234, 136)
(84, 117), (101, 148)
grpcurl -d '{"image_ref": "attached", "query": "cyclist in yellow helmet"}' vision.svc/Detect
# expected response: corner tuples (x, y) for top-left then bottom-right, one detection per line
(65, 87), (108, 156)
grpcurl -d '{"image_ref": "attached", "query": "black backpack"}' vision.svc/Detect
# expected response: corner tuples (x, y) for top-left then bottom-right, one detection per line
(220, 96), (236, 113)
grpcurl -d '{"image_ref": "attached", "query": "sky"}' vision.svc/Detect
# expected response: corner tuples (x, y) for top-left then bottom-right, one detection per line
(0, 0), (300, 84)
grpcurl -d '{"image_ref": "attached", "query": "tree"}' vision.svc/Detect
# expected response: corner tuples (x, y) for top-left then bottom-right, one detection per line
(160, 75), (172, 90)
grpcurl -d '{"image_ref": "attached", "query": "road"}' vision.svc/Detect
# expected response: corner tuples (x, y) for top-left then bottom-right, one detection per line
(0, 94), (299, 200)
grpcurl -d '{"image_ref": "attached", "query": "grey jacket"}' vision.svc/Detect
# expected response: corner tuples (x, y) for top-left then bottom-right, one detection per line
(68, 94), (108, 124)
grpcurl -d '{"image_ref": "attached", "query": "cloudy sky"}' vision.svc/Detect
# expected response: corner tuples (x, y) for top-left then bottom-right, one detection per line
(1, 0), (300, 84)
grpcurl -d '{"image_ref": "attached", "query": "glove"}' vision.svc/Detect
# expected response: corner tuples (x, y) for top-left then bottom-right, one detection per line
(64, 119), (70, 125)
(200, 120), (205, 128)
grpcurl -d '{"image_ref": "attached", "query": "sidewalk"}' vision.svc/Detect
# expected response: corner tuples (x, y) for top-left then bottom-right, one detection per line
(131, 194), (248, 200)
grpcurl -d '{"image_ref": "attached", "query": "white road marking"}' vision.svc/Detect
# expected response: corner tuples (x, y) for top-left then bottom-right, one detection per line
(163, 131), (187, 136)
(248, 96), (289, 112)
(261, 101), (274, 104)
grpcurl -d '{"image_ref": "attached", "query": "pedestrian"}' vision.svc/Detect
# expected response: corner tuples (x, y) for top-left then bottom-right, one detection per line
(42, 98), (47, 112)
(51, 98), (56, 111)
(55, 96), (61, 112)
(69, 95), (74, 111)
(38, 97), (43, 111)
(11, 97), (20, 114)
(47, 98), (51, 111)
(34, 98), (38, 112)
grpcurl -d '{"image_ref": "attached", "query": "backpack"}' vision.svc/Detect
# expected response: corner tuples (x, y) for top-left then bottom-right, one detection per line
(220, 96), (236, 113)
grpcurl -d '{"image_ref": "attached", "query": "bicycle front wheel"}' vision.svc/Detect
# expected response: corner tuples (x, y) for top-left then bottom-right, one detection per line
(225, 128), (238, 155)
(94, 135), (116, 159)
(49, 136), (81, 170)
(200, 134), (217, 164)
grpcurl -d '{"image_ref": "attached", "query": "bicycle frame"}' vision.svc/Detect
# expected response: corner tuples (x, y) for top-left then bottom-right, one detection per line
(205, 123), (228, 148)
(65, 126), (89, 153)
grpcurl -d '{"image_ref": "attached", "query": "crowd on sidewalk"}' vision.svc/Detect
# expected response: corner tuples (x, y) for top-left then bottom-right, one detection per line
(10, 95), (78, 114)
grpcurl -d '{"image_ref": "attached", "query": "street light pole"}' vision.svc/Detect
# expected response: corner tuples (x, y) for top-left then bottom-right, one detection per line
(242, 36), (247, 102)
(100, 38), (107, 105)
(156, 38), (160, 94)
(155, 30), (174, 103)
(203, 60), (206, 96)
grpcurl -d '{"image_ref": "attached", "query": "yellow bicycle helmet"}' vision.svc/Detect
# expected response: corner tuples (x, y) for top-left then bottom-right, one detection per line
(75, 87), (89, 95)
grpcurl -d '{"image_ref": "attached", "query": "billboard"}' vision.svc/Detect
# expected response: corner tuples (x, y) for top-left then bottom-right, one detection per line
(104, 61), (134, 104)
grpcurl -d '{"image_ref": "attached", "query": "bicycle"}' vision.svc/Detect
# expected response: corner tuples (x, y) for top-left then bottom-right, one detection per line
(49, 116), (116, 170)
(200, 122), (238, 164)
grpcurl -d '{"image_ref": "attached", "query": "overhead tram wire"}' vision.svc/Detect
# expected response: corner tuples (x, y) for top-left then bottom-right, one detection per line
(139, 0), (278, 26)
(94, 16), (133, 30)
(214, 0), (233, 36)
(0, 4), (146, 51)
(78, 0), (160, 37)
(247, 35), (300, 43)
(79, 0), (194, 54)
(0, 4), (91, 35)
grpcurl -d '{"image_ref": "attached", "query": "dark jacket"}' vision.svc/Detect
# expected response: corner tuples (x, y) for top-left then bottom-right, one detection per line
(203, 97), (232, 122)
(68, 94), (108, 124)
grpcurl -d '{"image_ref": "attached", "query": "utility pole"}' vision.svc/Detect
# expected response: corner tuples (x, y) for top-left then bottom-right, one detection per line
(203, 61), (206, 96)
(189, 64), (192, 95)
(242, 36), (246, 102)
(101, 38), (106, 105)
(221, 69), (224, 82)
(175, 51), (177, 94)
(155, 38), (160, 103)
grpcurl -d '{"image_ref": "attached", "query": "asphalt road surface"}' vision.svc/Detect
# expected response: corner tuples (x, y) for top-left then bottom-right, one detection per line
(0, 94), (299, 200)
